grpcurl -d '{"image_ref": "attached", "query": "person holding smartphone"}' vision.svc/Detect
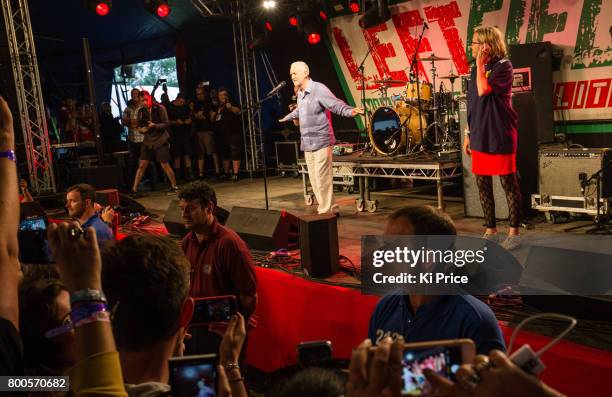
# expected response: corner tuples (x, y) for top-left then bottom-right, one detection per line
(463, 26), (521, 250)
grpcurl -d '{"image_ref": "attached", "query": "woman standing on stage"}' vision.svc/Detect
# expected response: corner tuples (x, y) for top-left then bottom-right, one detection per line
(464, 26), (521, 250)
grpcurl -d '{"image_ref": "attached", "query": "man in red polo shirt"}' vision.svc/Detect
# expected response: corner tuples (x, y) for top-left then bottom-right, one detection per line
(178, 182), (257, 354)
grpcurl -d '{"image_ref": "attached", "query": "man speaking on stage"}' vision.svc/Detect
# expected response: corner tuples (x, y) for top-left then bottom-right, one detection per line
(280, 61), (363, 215)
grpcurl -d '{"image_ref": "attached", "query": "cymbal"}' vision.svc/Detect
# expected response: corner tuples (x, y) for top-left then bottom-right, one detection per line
(439, 73), (460, 80)
(373, 78), (408, 85)
(420, 55), (450, 62)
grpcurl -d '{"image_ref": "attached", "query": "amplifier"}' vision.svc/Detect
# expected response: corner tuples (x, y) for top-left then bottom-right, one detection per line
(538, 148), (612, 199)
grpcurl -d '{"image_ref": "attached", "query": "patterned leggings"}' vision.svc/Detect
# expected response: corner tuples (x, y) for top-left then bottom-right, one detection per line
(475, 173), (522, 228)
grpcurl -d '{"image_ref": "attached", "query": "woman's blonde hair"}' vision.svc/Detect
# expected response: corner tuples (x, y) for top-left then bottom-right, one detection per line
(473, 26), (508, 59)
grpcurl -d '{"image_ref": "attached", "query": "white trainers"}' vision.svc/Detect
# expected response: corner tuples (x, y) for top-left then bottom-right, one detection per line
(482, 233), (501, 244)
(501, 235), (521, 251)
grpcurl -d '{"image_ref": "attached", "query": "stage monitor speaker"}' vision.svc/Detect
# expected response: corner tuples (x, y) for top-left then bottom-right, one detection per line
(299, 214), (339, 278)
(164, 200), (231, 237)
(509, 42), (554, 143)
(460, 93), (538, 219)
(225, 207), (298, 251)
(69, 165), (127, 192)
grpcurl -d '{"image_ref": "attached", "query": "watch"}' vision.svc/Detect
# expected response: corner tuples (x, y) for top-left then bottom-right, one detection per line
(0, 150), (16, 162)
(70, 288), (107, 305)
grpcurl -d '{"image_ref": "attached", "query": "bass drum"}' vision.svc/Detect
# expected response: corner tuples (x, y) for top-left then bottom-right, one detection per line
(369, 106), (425, 156)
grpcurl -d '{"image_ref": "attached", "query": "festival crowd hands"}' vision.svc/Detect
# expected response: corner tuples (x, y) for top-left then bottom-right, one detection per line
(346, 338), (565, 397)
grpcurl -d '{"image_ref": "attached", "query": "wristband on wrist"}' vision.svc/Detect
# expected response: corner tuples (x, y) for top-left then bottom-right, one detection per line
(0, 150), (16, 162)
(71, 288), (107, 305)
(74, 310), (110, 328)
(70, 302), (107, 325)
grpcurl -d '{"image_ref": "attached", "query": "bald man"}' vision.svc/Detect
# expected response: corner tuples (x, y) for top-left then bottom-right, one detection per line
(279, 61), (363, 215)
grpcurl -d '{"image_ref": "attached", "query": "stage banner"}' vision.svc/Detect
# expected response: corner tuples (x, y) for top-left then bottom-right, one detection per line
(327, 0), (612, 128)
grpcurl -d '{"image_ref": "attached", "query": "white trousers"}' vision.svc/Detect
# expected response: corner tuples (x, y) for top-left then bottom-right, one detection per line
(304, 146), (336, 214)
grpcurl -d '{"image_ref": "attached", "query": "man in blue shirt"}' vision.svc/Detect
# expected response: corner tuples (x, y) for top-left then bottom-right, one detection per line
(368, 206), (505, 355)
(280, 61), (363, 215)
(65, 184), (113, 244)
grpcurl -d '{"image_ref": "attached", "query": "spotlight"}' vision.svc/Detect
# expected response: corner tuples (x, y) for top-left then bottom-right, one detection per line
(349, 1), (360, 13)
(84, 0), (112, 16)
(307, 32), (321, 44)
(289, 15), (299, 27)
(319, 11), (328, 21)
(96, 2), (110, 16)
(263, 0), (276, 9)
(359, 0), (390, 29)
(265, 21), (273, 31)
(157, 3), (170, 17)
(144, 0), (171, 18)
(304, 22), (322, 45)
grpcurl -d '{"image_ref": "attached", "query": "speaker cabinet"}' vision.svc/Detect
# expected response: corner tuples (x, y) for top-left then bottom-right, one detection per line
(538, 148), (612, 199)
(164, 200), (186, 236)
(509, 42), (554, 143)
(299, 214), (339, 278)
(225, 207), (298, 251)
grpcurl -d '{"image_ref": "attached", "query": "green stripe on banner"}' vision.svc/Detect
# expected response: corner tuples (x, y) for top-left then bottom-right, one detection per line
(554, 123), (612, 134)
(324, 33), (366, 132)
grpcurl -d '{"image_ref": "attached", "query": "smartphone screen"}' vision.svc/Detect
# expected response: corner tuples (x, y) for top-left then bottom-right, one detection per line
(191, 296), (237, 325)
(19, 217), (46, 232)
(401, 345), (463, 396)
(169, 354), (217, 397)
(18, 217), (53, 264)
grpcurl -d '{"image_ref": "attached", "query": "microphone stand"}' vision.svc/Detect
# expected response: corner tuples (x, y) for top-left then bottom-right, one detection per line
(408, 23), (427, 154)
(250, 92), (285, 210)
(357, 40), (377, 148)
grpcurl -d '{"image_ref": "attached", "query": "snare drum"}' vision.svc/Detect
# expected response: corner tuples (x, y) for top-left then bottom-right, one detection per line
(405, 82), (432, 104)
(369, 106), (426, 155)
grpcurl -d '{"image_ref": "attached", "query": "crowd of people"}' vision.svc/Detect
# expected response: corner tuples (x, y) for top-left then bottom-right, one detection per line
(54, 82), (244, 196)
(122, 83), (244, 195)
(4, 96), (564, 396)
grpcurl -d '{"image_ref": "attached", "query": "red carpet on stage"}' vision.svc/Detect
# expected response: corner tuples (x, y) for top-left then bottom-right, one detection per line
(247, 267), (612, 397)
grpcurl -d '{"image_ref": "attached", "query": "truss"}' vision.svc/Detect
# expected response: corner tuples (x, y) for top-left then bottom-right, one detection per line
(299, 160), (462, 180)
(1, 0), (55, 193)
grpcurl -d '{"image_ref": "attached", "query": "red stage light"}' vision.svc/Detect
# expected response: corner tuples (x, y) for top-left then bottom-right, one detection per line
(157, 4), (170, 17)
(265, 21), (273, 31)
(307, 32), (321, 45)
(319, 11), (328, 21)
(289, 16), (298, 26)
(349, 1), (360, 13)
(95, 2), (110, 16)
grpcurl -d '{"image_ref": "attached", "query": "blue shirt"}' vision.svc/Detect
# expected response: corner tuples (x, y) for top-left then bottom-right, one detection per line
(467, 58), (518, 154)
(281, 79), (354, 152)
(81, 213), (113, 243)
(368, 294), (505, 355)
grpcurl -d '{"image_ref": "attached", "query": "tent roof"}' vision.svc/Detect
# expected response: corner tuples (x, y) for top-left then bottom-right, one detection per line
(29, 0), (226, 63)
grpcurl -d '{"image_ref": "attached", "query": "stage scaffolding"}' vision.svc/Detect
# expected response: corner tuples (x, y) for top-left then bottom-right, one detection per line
(1, 0), (56, 193)
(194, 0), (272, 173)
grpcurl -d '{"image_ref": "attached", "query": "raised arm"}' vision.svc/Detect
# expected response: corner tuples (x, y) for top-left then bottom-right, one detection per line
(0, 97), (20, 330)
(317, 84), (363, 117)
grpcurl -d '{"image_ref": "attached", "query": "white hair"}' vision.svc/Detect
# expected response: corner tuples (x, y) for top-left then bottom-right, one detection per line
(290, 61), (310, 76)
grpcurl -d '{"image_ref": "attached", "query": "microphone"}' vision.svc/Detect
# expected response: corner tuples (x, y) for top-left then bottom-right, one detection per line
(423, 21), (429, 30)
(266, 81), (286, 97)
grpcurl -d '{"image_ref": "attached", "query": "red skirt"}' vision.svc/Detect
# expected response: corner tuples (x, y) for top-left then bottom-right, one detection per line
(471, 149), (516, 175)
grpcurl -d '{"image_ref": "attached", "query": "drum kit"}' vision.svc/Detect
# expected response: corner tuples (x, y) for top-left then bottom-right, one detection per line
(367, 54), (467, 156)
